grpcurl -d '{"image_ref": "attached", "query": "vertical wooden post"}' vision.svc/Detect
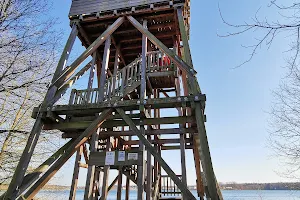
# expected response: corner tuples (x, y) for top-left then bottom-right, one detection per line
(99, 36), (111, 102)
(84, 128), (100, 200)
(69, 145), (83, 200)
(138, 19), (148, 200)
(180, 134), (187, 197)
(101, 137), (112, 200)
(117, 168), (123, 200)
(92, 168), (101, 200)
(125, 176), (130, 200)
(111, 50), (119, 97)
(125, 135), (131, 200)
(146, 134), (152, 200)
(53, 22), (78, 80)
(193, 144), (205, 198)
(87, 52), (97, 89)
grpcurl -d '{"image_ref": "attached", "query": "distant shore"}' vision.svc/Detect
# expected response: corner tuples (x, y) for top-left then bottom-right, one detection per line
(1, 182), (300, 191)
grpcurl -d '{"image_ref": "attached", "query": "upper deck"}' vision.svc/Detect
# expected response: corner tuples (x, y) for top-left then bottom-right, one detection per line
(68, 0), (190, 71)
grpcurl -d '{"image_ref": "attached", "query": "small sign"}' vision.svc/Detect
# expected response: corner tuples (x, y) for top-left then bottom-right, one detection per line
(128, 153), (138, 160)
(118, 151), (125, 161)
(105, 151), (115, 165)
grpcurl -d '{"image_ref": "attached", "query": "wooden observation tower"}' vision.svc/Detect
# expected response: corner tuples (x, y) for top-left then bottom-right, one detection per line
(2, 0), (223, 200)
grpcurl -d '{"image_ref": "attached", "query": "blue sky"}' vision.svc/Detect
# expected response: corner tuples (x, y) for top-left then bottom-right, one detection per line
(46, 0), (294, 186)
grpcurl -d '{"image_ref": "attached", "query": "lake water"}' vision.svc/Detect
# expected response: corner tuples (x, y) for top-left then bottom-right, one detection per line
(32, 189), (300, 200)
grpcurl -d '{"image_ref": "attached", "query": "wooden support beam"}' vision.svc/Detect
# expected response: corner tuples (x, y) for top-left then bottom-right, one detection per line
(99, 36), (111, 102)
(87, 53), (97, 89)
(125, 175), (130, 200)
(53, 23), (78, 80)
(19, 109), (113, 199)
(180, 134), (187, 199)
(50, 61), (93, 105)
(111, 36), (126, 66)
(84, 128), (100, 200)
(194, 103), (222, 200)
(63, 128), (197, 139)
(4, 118), (44, 200)
(116, 108), (196, 200)
(122, 138), (193, 146)
(0, 139), (74, 199)
(117, 168), (123, 200)
(126, 16), (196, 79)
(50, 17), (124, 90)
(139, 20), (147, 199)
(69, 145), (83, 200)
(146, 135), (152, 200)
(44, 116), (195, 131)
(101, 137), (112, 200)
(34, 95), (206, 117)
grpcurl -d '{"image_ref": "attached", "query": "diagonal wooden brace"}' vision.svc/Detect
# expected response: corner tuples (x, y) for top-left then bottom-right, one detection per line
(48, 61), (93, 106)
(51, 17), (125, 89)
(116, 108), (196, 200)
(126, 16), (197, 79)
(17, 109), (113, 200)
(0, 139), (74, 199)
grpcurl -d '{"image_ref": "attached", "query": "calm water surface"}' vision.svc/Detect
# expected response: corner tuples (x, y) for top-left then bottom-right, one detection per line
(33, 190), (300, 200)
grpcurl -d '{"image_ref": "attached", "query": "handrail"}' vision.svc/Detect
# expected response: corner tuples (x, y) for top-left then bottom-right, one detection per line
(69, 50), (175, 105)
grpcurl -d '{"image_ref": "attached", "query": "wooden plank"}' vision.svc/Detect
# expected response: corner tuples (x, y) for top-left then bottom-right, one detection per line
(192, 140), (205, 198)
(69, 145), (83, 200)
(20, 109), (113, 199)
(116, 108), (196, 200)
(50, 17), (124, 89)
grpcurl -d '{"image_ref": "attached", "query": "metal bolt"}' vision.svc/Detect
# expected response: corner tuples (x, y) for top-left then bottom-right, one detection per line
(195, 96), (199, 101)
(177, 97), (181, 101)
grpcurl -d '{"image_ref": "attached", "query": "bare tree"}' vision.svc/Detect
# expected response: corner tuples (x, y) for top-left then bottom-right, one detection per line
(0, 0), (61, 184)
(219, 0), (300, 69)
(220, 1), (300, 177)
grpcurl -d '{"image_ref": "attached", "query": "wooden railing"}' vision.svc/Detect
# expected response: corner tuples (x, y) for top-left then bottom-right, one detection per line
(105, 57), (142, 99)
(146, 51), (174, 72)
(69, 57), (142, 105)
(160, 175), (182, 196)
(69, 50), (175, 105)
